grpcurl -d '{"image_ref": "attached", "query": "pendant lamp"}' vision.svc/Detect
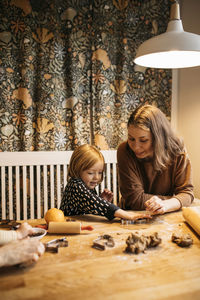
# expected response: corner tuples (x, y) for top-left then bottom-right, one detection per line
(134, 1), (200, 69)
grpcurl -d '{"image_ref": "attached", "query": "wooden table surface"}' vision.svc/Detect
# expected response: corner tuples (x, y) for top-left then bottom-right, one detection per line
(1, 200), (200, 300)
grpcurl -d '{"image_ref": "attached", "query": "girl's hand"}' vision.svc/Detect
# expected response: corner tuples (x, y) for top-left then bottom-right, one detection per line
(101, 189), (113, 202)
(16, 222), (34, 239)
(114, 209), (152, 221)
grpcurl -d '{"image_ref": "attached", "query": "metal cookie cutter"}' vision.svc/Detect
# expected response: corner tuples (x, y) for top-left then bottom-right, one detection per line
(121, 218), (148, 225)
(92, 234), (115, 251)
(45, 237), (68, 253)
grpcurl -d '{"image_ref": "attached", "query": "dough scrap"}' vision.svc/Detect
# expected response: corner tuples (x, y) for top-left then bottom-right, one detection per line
(125, 232), (161, 254)
(171, 232), (193, 247)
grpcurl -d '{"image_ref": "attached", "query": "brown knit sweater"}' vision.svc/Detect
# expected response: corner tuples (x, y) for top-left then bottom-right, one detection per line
(117, 142), (194, 210)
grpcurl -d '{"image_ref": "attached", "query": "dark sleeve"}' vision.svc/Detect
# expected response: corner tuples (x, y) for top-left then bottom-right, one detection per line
(60, 178), (119, 221)
(117, 142), (154, 210)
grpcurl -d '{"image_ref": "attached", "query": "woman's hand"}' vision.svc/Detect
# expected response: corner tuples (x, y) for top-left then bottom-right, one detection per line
(16, 222), (34, 239)
(0, 238), (45, 267)
(114, 209), (152, 221)
(145, 196), (181, 215)
(101, 189), (113, 202)
(145, 196), (165, 215)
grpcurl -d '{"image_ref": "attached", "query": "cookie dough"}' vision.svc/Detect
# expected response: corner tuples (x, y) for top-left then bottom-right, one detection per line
(125, 232), (161, 254)
(171, 232), (193, 247)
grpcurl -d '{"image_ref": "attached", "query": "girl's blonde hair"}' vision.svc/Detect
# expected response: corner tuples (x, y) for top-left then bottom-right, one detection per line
(128, 104), (185, 171)
(68, 144), (105, 181)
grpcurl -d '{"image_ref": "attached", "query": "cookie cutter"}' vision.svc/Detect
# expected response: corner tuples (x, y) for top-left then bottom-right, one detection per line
(92, 234), (115, 251)
(45, 237), (68, 253)
(121, 218), (148, 225)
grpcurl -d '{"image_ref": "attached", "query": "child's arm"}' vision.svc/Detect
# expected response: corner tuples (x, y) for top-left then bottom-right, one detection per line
(114, 209), (152, 221)
(60, 178), (119, 220)
(60, 178), (151, 221)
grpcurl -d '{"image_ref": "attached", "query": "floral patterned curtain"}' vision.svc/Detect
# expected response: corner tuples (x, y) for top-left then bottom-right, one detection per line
(0, 0), (172, 151)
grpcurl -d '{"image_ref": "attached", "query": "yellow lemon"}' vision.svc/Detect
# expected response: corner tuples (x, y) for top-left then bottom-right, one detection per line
(44, 208), (65, 224)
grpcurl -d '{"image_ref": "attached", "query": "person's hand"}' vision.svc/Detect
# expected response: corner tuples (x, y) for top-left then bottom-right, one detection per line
(16, 222), (34, 239)
(0, 238), (45, 267)
(114, 209), (152, 221)
(123, 211), (152, 221)
(145, 196), (181, 215)
(101, 189), (113, 202)
(145, 196), (165, 215)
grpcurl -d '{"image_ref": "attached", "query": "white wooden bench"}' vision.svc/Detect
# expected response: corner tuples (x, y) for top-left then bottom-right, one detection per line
(0, 151), (119, 220)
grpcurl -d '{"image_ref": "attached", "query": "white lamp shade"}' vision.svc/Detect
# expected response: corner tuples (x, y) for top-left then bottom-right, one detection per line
(134, 19), (200, 69)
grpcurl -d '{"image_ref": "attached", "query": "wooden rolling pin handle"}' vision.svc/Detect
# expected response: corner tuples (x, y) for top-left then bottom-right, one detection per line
(35, 224), (48, 230)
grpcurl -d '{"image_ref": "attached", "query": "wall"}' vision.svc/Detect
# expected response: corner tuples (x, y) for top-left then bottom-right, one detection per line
(175, 0), (200, 198)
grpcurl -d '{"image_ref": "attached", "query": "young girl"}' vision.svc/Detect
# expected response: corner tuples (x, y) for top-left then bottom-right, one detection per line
(60, 144), (151, 221)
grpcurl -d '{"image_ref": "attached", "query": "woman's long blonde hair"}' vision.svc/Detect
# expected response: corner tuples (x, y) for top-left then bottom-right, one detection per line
(128, 104), (185, 171)
(68, 144), (105, 180)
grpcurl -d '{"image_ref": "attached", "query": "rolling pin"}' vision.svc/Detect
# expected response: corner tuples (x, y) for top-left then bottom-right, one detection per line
(182, 206), (200, 236)
(48, 222), (93, 234)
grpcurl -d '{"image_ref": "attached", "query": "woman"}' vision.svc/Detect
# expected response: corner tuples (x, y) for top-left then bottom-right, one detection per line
(117, 104), (194, 215)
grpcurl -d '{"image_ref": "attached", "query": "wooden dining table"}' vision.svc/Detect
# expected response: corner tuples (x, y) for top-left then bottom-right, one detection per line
(0, 200), (200, 300)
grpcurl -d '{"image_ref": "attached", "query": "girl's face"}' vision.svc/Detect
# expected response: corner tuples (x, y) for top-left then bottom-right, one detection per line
(80, 161), (104, 190)
(128, 125), (153, 159)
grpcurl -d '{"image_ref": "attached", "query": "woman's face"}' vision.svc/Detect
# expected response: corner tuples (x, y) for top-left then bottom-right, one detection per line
(128, 125), (154, 159)
(80, 161), (104, 190)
